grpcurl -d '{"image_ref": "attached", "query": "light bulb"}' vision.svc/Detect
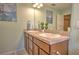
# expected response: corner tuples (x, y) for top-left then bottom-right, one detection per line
(35, 3), (38, 5)
(37, 6), (40, 8)
(33, 4), (36, 7)
(40, 4), (43, 7)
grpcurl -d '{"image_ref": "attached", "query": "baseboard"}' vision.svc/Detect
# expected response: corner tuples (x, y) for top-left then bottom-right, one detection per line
(0, 50), (16, 55)
(16, 48), (28, 55)
(0, 48), (27, 55)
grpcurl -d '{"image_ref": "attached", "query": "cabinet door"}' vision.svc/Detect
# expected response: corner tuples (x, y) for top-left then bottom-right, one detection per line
(27, 36), (29, 52)
(28, 38), (33, 50)
(28, 48), (33, 55)
(51, 40), (68, 55)
(39, 49), (48, 55)
(24, 33), (29, 52)
(33, 44), (38, 55)
(33, 38), (49, 53)
(28, 36), (33, 55)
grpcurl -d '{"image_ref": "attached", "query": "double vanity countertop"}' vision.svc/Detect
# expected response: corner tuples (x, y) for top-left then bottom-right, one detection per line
(25, 30), (69, 45)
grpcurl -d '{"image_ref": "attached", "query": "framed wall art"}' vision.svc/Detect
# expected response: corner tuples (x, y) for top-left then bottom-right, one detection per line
(46, 10), (53, 24)
(0, 3), (16, 22)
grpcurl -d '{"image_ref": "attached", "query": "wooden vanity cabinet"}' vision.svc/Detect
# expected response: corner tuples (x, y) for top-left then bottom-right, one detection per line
(24, 33), (49, 55)
(24, 32), (68, 55)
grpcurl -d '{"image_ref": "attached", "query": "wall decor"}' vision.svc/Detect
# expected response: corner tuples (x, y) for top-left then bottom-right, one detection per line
(0, 3), (16, 22)
(46, 10), (53, 24)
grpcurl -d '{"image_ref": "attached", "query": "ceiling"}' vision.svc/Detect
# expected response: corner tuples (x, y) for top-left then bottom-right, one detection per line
(43, 3), (72, 9)
(23, 3), (72, 10)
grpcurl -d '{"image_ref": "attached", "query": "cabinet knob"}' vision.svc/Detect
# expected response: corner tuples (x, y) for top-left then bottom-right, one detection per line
(56, 51), (61, 55)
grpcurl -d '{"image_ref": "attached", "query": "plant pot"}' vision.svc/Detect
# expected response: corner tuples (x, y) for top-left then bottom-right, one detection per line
(42, 29), (45, 32)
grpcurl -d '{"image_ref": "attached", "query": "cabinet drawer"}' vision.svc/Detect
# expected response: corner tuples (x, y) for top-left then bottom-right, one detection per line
(28, 39), (33, 50)
(33, 38), (49, 54)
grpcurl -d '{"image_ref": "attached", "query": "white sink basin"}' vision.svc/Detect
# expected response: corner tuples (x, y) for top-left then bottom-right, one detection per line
(39, 33), (61, 39)
(28, 31), (39, 33)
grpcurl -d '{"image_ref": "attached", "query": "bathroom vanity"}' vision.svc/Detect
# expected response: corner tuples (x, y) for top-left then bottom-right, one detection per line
(24, 30), (69, 55)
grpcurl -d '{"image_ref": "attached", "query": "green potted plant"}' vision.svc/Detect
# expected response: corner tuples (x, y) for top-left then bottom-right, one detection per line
(40, 22), (44, 30)
(40, 22), (48, 32)
(40, 22), (44, 32)
(45, 22), (48, 30)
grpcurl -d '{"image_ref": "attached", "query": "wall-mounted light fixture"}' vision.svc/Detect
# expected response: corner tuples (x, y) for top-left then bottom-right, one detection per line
(33, 3), (43, 8)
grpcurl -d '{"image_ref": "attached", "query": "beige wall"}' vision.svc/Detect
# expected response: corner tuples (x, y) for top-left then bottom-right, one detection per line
(57, 13), (64, 31)
(64, 8), (72, 15)
(69, 3), (79, 54)
(0, 4), (24, 51)
(56, 8), (72, 31)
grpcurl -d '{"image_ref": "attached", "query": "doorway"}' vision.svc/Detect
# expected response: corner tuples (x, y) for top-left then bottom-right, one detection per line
(64, 14), (71, 31)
